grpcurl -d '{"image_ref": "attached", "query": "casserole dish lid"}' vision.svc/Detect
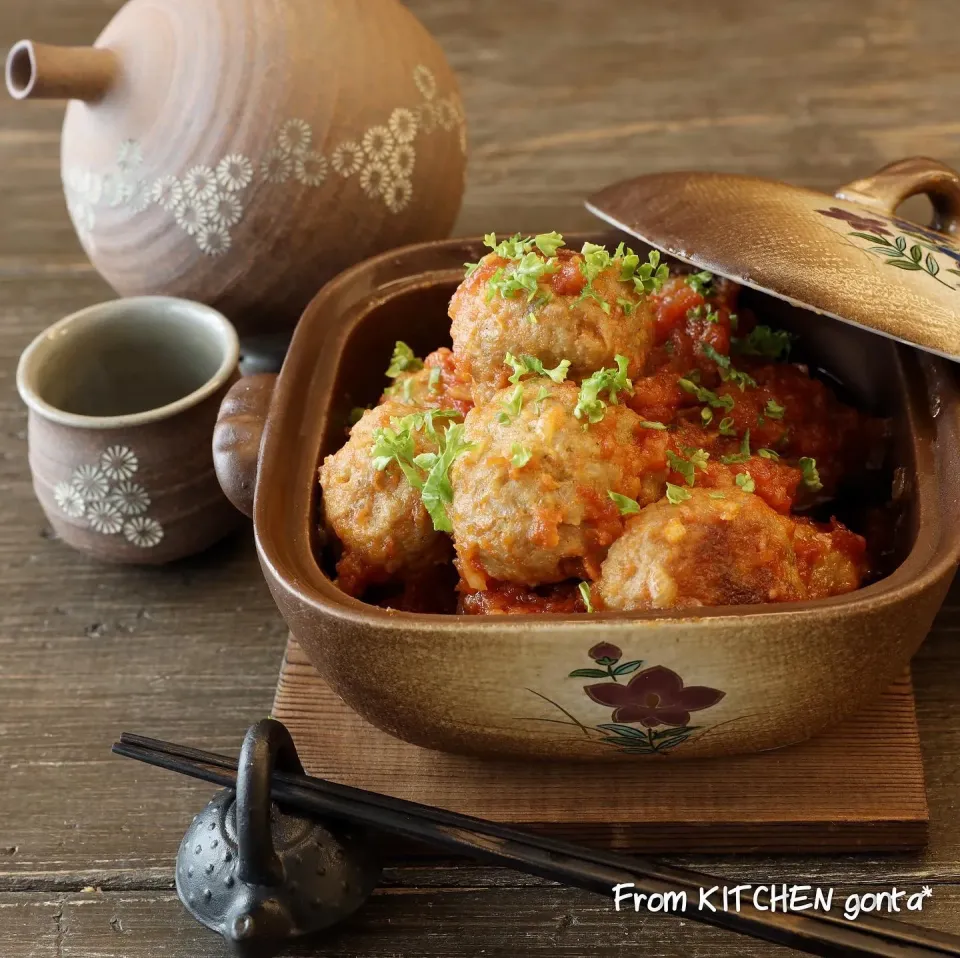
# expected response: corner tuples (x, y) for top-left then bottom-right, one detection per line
(586, 156), (960, 362)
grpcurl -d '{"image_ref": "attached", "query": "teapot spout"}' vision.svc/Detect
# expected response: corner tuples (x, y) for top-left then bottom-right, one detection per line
(6, 40), (118, 102)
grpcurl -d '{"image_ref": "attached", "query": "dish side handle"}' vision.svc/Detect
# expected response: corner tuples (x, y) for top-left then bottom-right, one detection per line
(213, 374), (277, 519)
(835, 156), (960, 237)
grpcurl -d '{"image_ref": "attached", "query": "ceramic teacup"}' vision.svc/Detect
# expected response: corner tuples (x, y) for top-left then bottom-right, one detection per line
(17, 296), (242, 564)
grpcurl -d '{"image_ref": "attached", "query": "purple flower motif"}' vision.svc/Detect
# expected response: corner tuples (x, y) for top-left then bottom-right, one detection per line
(585, 665), (725, 728)
(816, 206), (891, 235)
(588, 643), (622, 665)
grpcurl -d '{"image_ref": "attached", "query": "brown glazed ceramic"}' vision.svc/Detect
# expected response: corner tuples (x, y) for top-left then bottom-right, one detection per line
(213, 226), (960, 761)
(5, 0), (466, 336)
(19, 296), (241, 564)
(588, 156), (960, 361)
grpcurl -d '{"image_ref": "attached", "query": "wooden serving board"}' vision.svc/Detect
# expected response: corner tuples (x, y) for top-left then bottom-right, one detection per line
(272, 638), (928, 854)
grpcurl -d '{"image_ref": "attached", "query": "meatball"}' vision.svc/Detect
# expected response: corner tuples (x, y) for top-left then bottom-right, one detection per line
(450, 247), (655, 401)
(381, 348), (474, 414)
(319, 400), (452, 592)
(597, 488), (807, 611)
(449, 380), (663, 587)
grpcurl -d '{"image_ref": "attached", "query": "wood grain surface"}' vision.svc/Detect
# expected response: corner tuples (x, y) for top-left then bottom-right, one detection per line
(2, 0), (960, 955)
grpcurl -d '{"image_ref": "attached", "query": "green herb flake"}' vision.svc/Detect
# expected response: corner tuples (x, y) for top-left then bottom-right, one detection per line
(709, 491), (726, 499)
(667, 450), (696, 487)
(578, 581), (595, 613)
(386, 341), (424, 378)
(631, 250), (671, 295)
(758, 448), (780, 460)
(733, 324), (793, 361)
(735, 472), (756, 493)
(678, 377), (735, 412)
(497, 384), (525, 425)
(685, 270), (713, 295)
(575, 355), (633, 424)
(718, 416), (736, 436)
(608, 491), (641, 515)
(720, 429), (752, 465)
(617, 296), (637, 316)
(666, 482), (692, 505)
(799, 456), (823, 492)
(765, 398), (786, 420)
(639, 420), (668, 430)
(428, 366), (442, 394)
(534, 231), (565, 257)
(534, 385), (551, 412)
(416, 422), (474, 532)
(511, 443), (532, 468)
(504, 351), (570, 385)
(464, 261), (480, 278)
(701, 407), (714, 426)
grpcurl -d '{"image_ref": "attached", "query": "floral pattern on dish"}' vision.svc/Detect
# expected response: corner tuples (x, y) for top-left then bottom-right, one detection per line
(528, 644), (726, 755)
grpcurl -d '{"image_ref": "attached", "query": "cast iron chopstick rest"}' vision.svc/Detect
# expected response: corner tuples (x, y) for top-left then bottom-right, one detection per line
(175, 719), (381, 956)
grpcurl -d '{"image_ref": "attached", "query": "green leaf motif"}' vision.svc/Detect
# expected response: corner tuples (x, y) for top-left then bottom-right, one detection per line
(612, 660), (643, 676)
(869, 247), (902, 257)
(895, 235), (907, 252)
(909, 244), (923, 263)
(596, 723), (649, 740)
(568, 668), (611, 679)
(849, 231), (891, 245)
(887, 260), (923, 271)
(926, 253), (940, 276)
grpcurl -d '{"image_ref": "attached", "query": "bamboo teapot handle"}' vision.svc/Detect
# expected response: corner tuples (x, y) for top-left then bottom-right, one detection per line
(5, 40), (118, 102)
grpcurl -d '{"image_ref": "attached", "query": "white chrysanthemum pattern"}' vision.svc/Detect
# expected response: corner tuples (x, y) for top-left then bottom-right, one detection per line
(54, 482), (86, 519)
(108, 480), (151, 516)
(62, 63), (466, 248)
(124, 516), (164, 548)
(100, 445), (139, 480)
(87, 500), (124, 535)
(53, 446), (164, 546)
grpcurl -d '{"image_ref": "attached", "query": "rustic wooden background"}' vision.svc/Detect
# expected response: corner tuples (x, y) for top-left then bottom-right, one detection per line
(3, 1), (960, 955)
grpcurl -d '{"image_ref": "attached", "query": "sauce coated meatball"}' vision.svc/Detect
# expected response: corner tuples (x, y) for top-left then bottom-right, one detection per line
(450, 245), (656, 401)
(597, 489), (807, 611)
(449, 379), (664, 587)
(319, 400), (453, 594)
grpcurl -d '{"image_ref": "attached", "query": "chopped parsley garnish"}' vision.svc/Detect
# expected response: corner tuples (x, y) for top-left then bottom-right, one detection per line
(534, 385), (551, 412)
(487, 252), (559, 302)
(498, 384), (524, 424)
(428, 366), (442, 394)
(700, 342), (756, 391)
(386, 341), (424, 378)
(385, 376), (416, 403)
(511, 444), (532, 468)
(370, 410), (469, 531)
(504, 351), (570, 385)
(709, 491), (726, 499)
(668, 447), (710, 486)
(608, 491), (641, 515)
(720, 429), (752, 465)
(666, 482), (691, 505)
(617, 296), (637, 316)
(799, 457), (823, 492)
(639, 420), (668, 430)
(758, 448), (780, 460)
(578, 581), (595, 613)
(733, 324), (794, 361)
(718, 416), (736, 436)
(685, 270), (714, 295)
(735, 472), (756, 493)
(629, 249), (671, 294)
(575, 355), (633, 424)
(701, 407), (714, 425)
(678, 377), (735, 411)
(765, 398), (786, 420)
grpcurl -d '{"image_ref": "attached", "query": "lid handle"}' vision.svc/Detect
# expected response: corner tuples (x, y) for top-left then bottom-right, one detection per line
(835, 157), (960, 238)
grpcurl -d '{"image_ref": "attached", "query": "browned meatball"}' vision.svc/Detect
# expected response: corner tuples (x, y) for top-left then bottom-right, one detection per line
(597, 488), (807, 611)
(450, 246), (656, 401)
(449, 380), (663, 587)
(319, 400), (452, 590)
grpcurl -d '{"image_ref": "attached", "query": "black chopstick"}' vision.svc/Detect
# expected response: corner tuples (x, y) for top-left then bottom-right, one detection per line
(113, 734), (960, 958)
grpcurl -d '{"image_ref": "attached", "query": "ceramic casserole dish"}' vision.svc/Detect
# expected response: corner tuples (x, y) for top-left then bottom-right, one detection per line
(214, 160), (960, 762)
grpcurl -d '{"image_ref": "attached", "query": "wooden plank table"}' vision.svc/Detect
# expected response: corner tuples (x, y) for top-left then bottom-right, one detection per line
(2, 1), (960, 954)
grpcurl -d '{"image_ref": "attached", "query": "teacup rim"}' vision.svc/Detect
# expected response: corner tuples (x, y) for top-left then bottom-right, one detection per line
(17, 295), (241, 430)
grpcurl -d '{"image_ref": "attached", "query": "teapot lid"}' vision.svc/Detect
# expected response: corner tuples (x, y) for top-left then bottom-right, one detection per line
(586, 157), (960, 362)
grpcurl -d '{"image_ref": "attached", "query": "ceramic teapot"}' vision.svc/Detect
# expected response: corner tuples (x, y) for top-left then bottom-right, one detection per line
(5, 0), (467, 336)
